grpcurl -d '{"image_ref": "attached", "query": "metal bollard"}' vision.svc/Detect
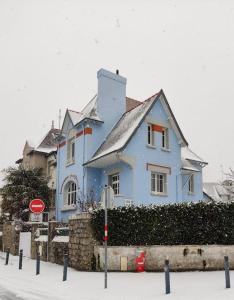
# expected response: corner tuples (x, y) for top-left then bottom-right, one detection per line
(164, 259), (171, 294)
(63, 253), (68, 281)
(5, 248), (10, 265)
(36, 252), (40, 275)
(19, 249), (23, 270)
(224, 256), (231, 289)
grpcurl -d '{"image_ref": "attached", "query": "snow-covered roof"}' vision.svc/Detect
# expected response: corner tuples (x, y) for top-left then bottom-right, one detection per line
(181, 147), (207, 164)
(52, 236), (69, 243)
(34, 235), (48, 242)
(87, 93), (158, 163)
(27, 128), (60, 156)
(181, 158), (200, 172)
(85, 90), (190, 165)
(67, 94), (102, 126)
(33, 147), (57, 154)
(203, 182), (230, 202)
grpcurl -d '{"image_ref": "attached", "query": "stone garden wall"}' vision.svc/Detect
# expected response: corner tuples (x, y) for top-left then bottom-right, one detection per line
(2, 222), (20, 255)
(4, 214), (234, 272)
(68, 213), (98, 271)
(32, 221), (68, 264)
(94, 245), (234, 271)
(0, 224), (3, 251)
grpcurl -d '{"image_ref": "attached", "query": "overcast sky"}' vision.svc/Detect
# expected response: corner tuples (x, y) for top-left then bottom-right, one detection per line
(0, 0), (234, 185)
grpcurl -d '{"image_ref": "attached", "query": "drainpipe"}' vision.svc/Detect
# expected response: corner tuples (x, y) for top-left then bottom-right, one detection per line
(82, 122), (86, 210)
(55, 145), (60, 221)
(176, 174), (178, 202)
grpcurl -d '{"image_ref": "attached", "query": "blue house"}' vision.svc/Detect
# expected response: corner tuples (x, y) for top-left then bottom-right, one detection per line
(56, 69), (207, 221)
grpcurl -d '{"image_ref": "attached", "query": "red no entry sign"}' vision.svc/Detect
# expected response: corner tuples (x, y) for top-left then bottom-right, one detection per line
(29, 199), (45, 214)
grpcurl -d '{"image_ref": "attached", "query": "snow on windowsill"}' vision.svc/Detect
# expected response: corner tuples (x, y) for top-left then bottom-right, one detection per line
(61, 205), (77, 212)
(35, 235), (48, 242)
(66, 160), (75, 167)
(52, 236), (69, 243)
(161, 147), (171, 152)
(147, 144), (156, 149)
(151, 192), (168, 197)
(188, 192), (195, 196)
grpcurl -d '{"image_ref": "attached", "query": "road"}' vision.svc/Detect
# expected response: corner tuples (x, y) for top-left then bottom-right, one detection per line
(0, 286), (25, 300)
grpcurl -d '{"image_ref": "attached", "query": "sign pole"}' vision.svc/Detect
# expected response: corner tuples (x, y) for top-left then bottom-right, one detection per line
(104, 186), (108, 289)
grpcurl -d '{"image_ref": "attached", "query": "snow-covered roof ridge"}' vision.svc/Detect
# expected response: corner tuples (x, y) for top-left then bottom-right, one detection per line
(181, 147), (207, 164)
(37, 128), (61, 149)
(86, 92), (159, 163)
(67, 94), (103, 126)
(27, 127), (60, 156)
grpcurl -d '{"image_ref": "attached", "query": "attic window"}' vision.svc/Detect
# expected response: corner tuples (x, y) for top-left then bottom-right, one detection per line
(67, 138), (75, 165)
(162, 128), (169, 149)
(147, 124), (154, 146)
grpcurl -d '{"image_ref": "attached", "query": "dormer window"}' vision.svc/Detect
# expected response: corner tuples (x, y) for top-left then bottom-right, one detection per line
(67, 138), (75, 165)
(162, 128), (169, 149)
(147, 124), (154, 146)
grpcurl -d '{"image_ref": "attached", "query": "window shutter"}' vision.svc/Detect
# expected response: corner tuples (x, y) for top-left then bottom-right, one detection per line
(146, 163), (171, 175)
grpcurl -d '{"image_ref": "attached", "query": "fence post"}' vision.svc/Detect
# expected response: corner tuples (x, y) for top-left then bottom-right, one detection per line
(36, 251), (40, 275)
(63, 253), (68, 281)
(164, 259), (171, 294)
(19, 249), (23, 270)
(224, 256), (231, 289)
(5, 248), (10, 265)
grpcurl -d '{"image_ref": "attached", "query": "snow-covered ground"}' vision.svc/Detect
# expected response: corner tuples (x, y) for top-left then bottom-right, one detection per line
(0, 252), (233, 300)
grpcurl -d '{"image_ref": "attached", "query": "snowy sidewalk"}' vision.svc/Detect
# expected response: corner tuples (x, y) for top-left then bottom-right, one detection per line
(0, 252), (233, 300)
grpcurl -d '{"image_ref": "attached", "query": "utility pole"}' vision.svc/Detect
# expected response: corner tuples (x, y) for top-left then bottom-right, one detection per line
(104, 186), (108, 289)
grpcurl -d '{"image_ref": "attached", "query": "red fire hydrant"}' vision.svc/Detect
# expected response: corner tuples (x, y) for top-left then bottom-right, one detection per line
(135, 251), (145, 272)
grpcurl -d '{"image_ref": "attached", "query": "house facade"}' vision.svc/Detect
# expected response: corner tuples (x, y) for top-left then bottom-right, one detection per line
(56, 69), (207, 222)
(16, 123), (60, 220)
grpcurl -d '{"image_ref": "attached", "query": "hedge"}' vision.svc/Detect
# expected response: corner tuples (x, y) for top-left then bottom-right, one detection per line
(90, 202), (234, 245)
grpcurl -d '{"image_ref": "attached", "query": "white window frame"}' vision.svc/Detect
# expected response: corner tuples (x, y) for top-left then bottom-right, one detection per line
(162, 128), (169, 150)
(125, 199), (133, 207)
(67, 137), (75, 165)
(65, 181), (77, 206)
(151, 172), (167, 195)
(110, 173), (120, 195)
(147, 124), (155, 146)
(188, 174), (195, 194)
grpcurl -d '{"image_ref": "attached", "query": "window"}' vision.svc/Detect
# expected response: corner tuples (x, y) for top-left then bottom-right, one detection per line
(110, 173), (120, 195)
(151, 172), (167, 195)
(162, 128), (169, 149)
(67, 138), (75, 164)
(188, 174), (194, 193)
(125, 199), (133, 207)
(66, 182), (77, 206)
(42, 212), (49, 223)
(147, 124), (154, 146)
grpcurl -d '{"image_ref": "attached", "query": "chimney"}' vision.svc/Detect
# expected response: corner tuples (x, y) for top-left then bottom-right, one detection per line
(97, 69), (127, 137)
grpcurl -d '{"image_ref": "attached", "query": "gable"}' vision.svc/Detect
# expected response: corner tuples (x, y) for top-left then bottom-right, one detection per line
(61, 110), (74, 136)
(85, 90), (188, 165)
(158, 91), (188, 147)
(86, 93), (158, 163)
